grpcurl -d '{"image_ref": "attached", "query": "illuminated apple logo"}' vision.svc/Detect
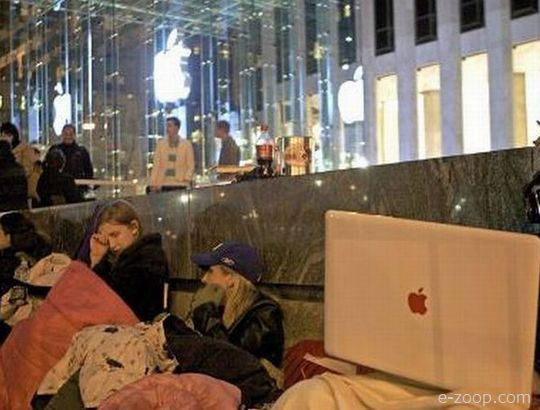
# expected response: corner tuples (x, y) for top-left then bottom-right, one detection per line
(154, 29), (192, 103)
(53, 82), (71, 136)
(408, 288), (428, 315)
(337, 66), (364, 125)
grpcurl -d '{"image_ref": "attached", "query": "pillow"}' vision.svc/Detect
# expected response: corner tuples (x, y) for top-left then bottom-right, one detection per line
(0, 261), (138, 410)
(98, 373), (241, 410)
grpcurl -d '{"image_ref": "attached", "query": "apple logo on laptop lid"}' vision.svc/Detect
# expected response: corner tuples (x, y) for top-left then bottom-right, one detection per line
(408, 288), (428, 315)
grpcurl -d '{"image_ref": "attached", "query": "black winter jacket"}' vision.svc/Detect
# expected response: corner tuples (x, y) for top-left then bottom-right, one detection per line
(0, 161), (27, 212)
(93, 233), (168, 322)
(164, 315), (281, 407)
(50, 143), (93, 181)
(37, 169), (83, 206)
(193, 291), (284, 367)
(0, 233), (52, 298)
(0, 248), (20, 297)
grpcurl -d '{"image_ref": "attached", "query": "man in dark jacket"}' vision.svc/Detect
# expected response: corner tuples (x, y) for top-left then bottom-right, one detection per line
(37, 148), (83, 206)
(216, 120), (240, 166)
(0, 141), (28, 212)
(49, 124), (93, 194)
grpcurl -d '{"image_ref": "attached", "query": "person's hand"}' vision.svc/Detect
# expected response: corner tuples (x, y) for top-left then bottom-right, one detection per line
(90, 233), (109, 267)
(191, 283), (225, 311)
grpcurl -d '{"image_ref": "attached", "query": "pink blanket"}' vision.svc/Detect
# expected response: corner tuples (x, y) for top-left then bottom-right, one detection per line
(99, 373), (241, 410)
(0, 261), (138, 410)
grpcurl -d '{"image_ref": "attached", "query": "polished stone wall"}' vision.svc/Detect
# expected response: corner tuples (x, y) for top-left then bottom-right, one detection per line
(23, 147), (537, 346)
(26, 147), (537, 287)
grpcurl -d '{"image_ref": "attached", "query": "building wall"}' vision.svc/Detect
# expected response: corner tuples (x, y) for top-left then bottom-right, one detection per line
(361, 0), (540, 165)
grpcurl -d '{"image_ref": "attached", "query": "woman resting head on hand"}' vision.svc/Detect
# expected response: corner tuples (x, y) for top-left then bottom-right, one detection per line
(87, 200), (169, 322)
(189, 241), (284, 368)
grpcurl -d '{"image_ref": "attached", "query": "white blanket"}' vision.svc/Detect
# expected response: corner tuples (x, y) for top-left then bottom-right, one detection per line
(272, 372), (528, 410)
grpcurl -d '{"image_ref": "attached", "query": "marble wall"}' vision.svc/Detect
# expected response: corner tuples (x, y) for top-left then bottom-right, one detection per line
(25, 147), (537, 287)
(22, 147), (538, 346)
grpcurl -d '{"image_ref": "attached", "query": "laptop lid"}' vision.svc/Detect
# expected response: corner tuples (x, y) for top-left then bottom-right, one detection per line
(325, 210), (540, 396)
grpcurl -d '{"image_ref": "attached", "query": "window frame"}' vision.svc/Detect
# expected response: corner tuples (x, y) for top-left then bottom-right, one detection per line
(460, 0), (485, 33)
(374, 0), (395, 56)
(415, 0), (437, 45)
(511, 0), (539, 19)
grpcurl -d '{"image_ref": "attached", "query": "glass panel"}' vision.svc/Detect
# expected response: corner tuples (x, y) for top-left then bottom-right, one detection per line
(375, 0), (394, 55)
(461, 0), (484, 32)
(512, 0), (539, 18)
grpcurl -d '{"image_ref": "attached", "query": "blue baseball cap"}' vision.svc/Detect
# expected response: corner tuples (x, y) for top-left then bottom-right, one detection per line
(191, 241), (264, 284)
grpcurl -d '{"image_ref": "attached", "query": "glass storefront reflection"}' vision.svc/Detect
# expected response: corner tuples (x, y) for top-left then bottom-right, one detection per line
(1, 0), (365, 194)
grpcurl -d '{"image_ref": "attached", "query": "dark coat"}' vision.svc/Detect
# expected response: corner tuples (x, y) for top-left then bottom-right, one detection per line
(32, 316), (282, 409)
(0, 248), (20, 297)
(218, 135), (240, 166)
(193, 292), (285, 367)
(164, 315), (282, 407)
(93, 233), (168, 322)
(50, 143), (93, 181)
(37, 169), (83, 206)
(0, 161), (28, 212)
(0, 233), (52, 298)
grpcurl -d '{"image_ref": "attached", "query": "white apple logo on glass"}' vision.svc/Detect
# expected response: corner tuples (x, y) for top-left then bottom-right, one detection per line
(154, 29), (192, 103)
(338, 66), (364, 124)
(53, 82), (72, 136)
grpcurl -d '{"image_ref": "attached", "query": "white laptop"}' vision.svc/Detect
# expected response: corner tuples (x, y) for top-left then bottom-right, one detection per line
(325, 210), (540, 397)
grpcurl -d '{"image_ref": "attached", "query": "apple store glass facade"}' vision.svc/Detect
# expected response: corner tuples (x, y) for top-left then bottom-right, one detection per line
(0, 0), (364, 182)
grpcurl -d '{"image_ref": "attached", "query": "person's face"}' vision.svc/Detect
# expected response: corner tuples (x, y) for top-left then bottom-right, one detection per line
(166, 121), (180, 139)
(97, 221), (139, 256)
(0, 225), (11, 250)
(62, 127), (76, 145)
(0, 132), (13, 146)
(201, 265), (234, 289)
(215, 127), (226, 140)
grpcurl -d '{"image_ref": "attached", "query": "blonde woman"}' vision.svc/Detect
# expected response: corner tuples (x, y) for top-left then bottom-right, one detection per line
(189, 241), (284, 367)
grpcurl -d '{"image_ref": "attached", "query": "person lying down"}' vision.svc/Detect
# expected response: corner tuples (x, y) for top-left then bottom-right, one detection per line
(34, 315), (177, 409)
(31, 314), (281, 409)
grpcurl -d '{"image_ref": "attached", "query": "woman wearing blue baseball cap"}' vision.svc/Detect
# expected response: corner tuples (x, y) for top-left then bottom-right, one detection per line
(189, 241), (284, 369)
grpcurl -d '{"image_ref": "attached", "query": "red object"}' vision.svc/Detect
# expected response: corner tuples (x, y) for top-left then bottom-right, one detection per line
(283, 340), (373, 390)
(99, 373), (241, 410)
(408, 288), (428, 315)
(0, 262), (138, 410)
(256, 144), (274, 161)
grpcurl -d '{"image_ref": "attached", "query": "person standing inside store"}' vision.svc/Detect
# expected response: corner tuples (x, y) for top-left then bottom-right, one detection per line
(215, 120), (240, 166)
(0, 122), (41, 205)
(36, 148), (83, 207)
(149, 117), (195, 192)
(0, 141), (28, 212)
(49, 124), (94, 195)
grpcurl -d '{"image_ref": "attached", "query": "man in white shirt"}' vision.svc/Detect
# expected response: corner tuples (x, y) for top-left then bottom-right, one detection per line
(149, 117), (195, 192)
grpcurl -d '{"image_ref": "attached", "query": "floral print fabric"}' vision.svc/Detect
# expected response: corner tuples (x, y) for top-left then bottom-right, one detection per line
(37, 316), (178, 408)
